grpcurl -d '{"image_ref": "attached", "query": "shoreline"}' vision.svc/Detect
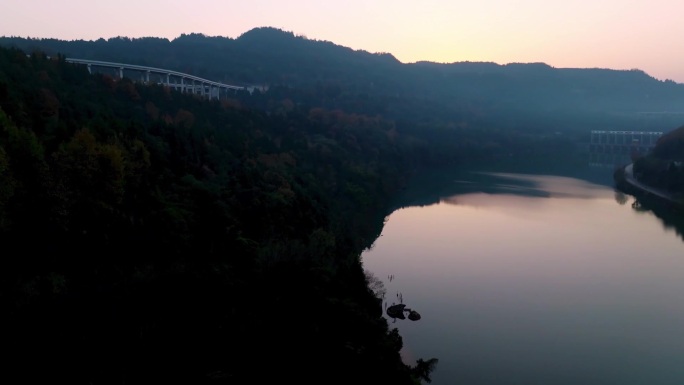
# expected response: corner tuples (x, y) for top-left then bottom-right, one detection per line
(614, 163), (684, 211)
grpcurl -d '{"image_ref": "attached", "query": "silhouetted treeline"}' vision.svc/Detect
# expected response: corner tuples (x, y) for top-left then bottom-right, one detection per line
(3, 27), (684, 134)
(631, 124), (684, 194)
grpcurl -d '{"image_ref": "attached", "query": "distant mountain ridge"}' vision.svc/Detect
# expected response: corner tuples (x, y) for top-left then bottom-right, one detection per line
(3, 27), (684, 132)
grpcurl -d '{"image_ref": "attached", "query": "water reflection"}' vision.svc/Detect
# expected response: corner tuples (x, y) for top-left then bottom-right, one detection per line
(391, 154), (617, 212)
(615, 190), (629, 205)
(445, 172), (611, 203)
(587, 150), (632, 169)
(363, 165), (684, 385)
(628, 196), (684, 242)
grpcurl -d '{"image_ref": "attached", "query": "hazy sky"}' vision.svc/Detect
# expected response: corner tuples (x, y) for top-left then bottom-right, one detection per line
(2, 0), (683, 83)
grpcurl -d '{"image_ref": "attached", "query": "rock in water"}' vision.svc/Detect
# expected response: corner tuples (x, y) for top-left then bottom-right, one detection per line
(408, 310), (421, 321)
(386, 304), (406, 319)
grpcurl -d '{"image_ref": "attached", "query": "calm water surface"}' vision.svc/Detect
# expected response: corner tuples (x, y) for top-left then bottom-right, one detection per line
(362, 163), (684, 385)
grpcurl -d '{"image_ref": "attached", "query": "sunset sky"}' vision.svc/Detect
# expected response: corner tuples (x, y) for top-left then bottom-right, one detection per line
(2, 0), (683, 83)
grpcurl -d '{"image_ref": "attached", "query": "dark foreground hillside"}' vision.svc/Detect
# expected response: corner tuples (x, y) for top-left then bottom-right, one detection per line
(0, 48), (440, 384)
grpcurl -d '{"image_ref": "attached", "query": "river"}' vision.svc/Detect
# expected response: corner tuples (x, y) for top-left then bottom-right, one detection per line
(361, 156), (684, 385)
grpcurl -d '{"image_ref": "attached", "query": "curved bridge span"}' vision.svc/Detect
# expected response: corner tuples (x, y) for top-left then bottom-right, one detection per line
(65, 58), (246, 99)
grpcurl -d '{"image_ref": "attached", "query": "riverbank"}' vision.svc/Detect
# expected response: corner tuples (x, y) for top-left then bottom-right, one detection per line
(614, 163), (684, 212)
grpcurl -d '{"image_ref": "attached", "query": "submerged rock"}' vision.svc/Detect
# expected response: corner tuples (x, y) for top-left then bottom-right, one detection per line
(408, 310), (421, 321)
(386, 304), (406, 319)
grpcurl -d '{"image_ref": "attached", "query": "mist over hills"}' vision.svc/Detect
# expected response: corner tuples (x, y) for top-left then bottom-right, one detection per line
(2, 26), (684, 133)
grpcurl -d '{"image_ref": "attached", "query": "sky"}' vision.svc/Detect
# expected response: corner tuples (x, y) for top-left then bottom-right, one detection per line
(2, 0), (683, 83)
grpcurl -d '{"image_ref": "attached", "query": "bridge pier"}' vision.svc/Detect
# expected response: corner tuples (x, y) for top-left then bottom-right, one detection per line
(590, 130), (662, 154)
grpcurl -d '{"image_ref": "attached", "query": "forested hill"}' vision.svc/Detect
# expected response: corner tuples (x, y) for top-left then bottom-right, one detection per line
(3, 27), (684, 133)
(0, 47), (443, 384)
(624, 124), (684, 197)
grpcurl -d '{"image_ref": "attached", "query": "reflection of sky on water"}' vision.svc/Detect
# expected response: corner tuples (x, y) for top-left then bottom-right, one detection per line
(442, 172), (614, 206)
(390, 156), (620, 212)
(477, 172), (612, 198)
(363, 172), (684, 385)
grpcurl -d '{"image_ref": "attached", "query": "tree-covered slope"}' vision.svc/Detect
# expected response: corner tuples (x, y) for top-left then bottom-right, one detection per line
(0, 47), (437, 385)
(628, 125), (684, 196)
